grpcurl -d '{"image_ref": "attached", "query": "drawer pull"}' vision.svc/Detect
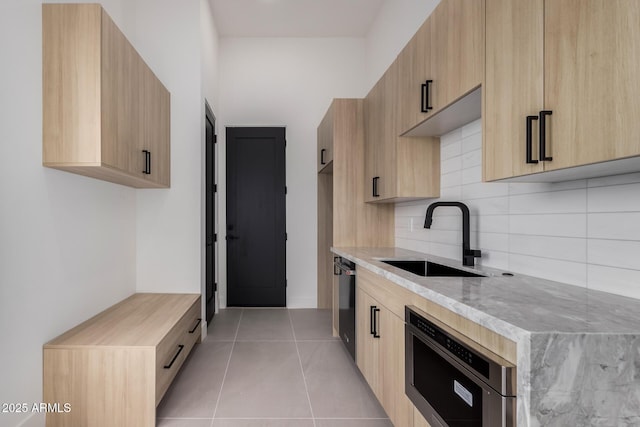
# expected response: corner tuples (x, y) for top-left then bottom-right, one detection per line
(189, 318), (202, 334)
(164, 345), (184, 369)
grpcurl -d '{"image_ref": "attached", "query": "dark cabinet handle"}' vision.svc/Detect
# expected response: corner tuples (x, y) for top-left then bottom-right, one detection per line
(163, 344), (184, 369)
(421, 80), (433, 113)
(526, 115), (539, 164)
(539, 110), (553, 161)
(189, 318), (202, 334)
(370, 306), (376, 335)
(372, 176), (380, 198)
(142, 150), (151, 174)
(373, 307), (380, 338)
(320, 148), (326, 165)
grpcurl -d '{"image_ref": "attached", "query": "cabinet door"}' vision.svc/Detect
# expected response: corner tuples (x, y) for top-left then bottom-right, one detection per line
(142, 67), (171, 187)
(318, 107), (333, 171)
(101, 9), (142, 177)
(431, 0), (484, 112)
(355, 287), (381, 398)
(398, 18), (434, 134)
(380, 308), (414, 427)
(364, 79), (383, 203)
(379, 62), (398, 200)
(543, 0), (640, 171)
(483, 0), (545, 181)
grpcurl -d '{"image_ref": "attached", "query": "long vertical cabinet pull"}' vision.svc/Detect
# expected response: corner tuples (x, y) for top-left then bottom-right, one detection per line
(372, 177), (380, 198)
(421, 80), (433, 113)
(372, 307), (380, 338)
(142, 150), (151, 174)
(525, 116), (539, 164)
(320, 148), (326, 165)
(370, 306), (376, 335)
(539, 110), (553, 161)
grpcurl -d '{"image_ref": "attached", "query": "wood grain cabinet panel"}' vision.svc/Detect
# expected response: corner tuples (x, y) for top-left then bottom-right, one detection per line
(484, 0), (640, 181)
(43, 293), (200, 427)
(430, 0), (484, 113)
(43, 4), (170, 188)
(356, 276), (413, 427)
(364, 61), (440, 203)
(316, 100), (394, 314)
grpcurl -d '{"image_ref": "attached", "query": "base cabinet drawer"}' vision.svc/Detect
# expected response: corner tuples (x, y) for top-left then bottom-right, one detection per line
(156, 299), (201, 404)
(43, 293), (200, 427)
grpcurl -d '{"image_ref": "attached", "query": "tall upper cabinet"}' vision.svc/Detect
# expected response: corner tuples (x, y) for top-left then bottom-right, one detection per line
(397, 0), (484, 137)
(364, 59), (441, 203)
(43, 4), (170, 188)
(317, 99), (393, 316)
(484, 0), (640, 181)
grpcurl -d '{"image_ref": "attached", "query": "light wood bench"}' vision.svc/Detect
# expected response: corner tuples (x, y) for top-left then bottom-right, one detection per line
(43, 293), (201, 426)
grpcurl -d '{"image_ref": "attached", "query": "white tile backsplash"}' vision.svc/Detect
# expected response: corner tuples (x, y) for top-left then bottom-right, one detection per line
(394, 119), (640, 300)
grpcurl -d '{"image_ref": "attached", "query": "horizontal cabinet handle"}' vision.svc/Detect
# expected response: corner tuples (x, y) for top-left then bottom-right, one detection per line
(189, 318), (202, 334)
(163, 344), (185, 369)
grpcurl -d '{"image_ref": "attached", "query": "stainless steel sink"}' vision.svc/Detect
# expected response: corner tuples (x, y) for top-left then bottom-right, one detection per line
(380, 260), (485, 277)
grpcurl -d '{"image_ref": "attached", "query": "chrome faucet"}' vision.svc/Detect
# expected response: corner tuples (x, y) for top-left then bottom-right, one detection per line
(424, 201), (482, 267)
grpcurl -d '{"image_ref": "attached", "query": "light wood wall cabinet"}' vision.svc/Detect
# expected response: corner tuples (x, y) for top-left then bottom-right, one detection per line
(364, 61), (440, 203)
(316, 99), (393, 317)
(484, 0), (640, 181)
(43, 293), (201, 427)
(398, 0), (484, 137)
(43, 4), (170, 188)
(356, 269), (414, 427)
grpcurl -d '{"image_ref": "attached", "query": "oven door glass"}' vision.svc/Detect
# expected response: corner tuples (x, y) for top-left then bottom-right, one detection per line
(413, 335), (483, 427)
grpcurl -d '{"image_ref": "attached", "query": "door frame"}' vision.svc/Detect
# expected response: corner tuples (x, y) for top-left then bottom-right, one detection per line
(203, 100), (218, 326)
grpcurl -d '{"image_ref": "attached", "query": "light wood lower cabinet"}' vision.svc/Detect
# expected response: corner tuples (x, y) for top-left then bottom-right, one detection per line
(356, 273), (413, 427)
(353, 266), (518, 427)
(43, 293), (201, 427)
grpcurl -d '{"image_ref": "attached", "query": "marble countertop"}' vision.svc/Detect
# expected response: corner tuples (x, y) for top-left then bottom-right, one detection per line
(332, 246), (640, 341)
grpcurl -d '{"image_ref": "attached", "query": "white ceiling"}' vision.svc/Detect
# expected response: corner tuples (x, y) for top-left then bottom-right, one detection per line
(210, 0), (386, 37)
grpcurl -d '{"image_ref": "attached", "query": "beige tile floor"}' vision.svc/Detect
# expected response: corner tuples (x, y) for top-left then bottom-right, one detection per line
(157, 309), (392, 427)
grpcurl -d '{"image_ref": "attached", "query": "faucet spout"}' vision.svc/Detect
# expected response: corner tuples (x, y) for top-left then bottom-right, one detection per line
(424, 201), (482, 267)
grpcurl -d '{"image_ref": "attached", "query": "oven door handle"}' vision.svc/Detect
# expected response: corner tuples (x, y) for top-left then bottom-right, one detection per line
(335, 263), (356, 276)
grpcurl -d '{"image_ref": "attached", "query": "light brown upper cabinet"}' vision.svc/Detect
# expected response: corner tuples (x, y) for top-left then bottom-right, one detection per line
(43, 4), (170, 188)
(484, 0), (640, 181)
(364, 60), (440, 203)
(317, 110), (334, 172)
(399, 0), (484, 137)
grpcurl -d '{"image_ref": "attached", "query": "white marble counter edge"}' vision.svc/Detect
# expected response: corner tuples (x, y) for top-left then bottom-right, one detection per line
(332, 247), (532, 344)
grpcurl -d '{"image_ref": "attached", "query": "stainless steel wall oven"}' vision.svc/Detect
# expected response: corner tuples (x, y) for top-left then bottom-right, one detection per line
(405, 306), (516, 427)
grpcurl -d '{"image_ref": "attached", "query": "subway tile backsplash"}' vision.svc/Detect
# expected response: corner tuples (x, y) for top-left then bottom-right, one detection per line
(395, 119), (640, 300)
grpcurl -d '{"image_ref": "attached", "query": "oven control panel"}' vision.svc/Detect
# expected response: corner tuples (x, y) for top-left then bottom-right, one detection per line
(409, 311), (490, 378)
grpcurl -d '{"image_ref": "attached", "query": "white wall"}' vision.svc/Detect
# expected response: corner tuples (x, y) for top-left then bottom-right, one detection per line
(132, 0), (207, 295)
(0, 2), (136, 426)
(218, 37), (368, 307)
(364, 0), (440, 90)
(396, 119), (640, 300)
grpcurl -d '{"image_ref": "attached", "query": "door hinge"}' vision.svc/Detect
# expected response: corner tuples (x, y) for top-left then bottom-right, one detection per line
(214, 135), (218, 144)
(214, 282), (218, 292)
(285, 233), (288, 241)
(214, 184), (217, 192)
(214, 233), (217, 242)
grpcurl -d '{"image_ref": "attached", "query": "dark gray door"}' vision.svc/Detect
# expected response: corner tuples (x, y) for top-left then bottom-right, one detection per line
(205, 103), (216, 322)
(226, 127), (286, 307)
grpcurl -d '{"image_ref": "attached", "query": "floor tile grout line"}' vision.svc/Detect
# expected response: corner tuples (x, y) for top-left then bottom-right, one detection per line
(210, 309), (244, 427)
(288, 309), (317, 427)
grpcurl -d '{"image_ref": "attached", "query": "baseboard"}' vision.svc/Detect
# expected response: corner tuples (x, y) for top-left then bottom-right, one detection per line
(286, 296), (317, 308)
